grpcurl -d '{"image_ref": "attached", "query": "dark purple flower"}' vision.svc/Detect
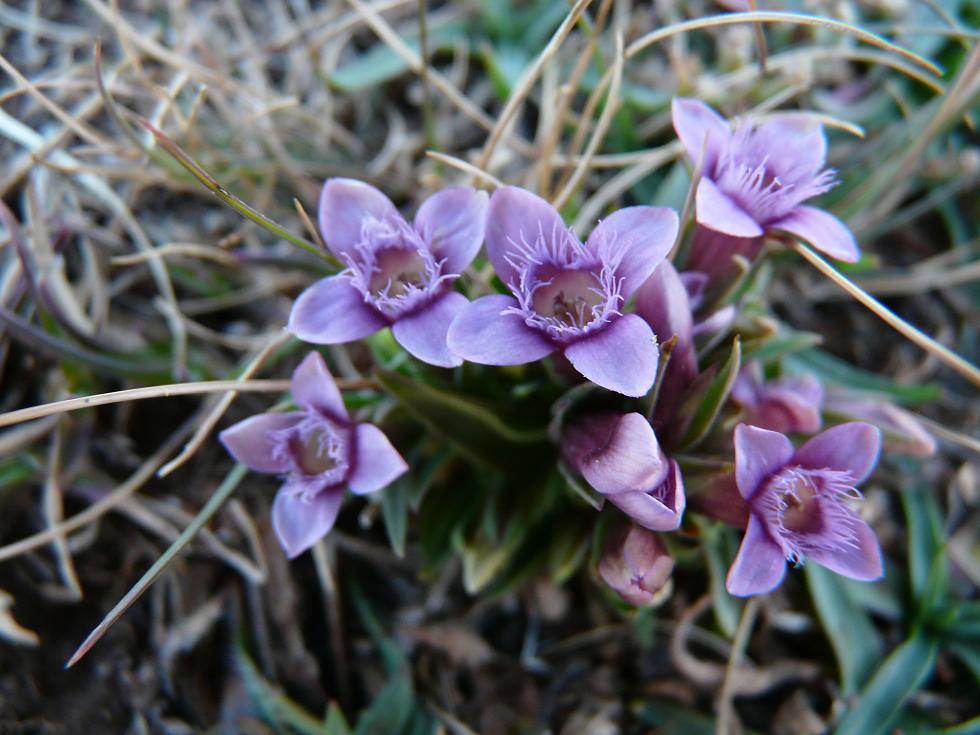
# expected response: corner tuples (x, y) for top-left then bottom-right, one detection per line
(562, 412), (686, 531)
(598, 524), (674, 606)
(220, 352), (408, 558)
(673, 97), (859, 264)
(731, 362), (823, 434)
(726, 422), (883, 596)
(289, 179), (488, 367)
(447, 186), (678, 396)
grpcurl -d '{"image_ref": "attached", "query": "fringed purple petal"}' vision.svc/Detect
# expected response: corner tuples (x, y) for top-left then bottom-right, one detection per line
(289, 276), (388, 344)
(805, 515), (883, 581)
(671, 97), (730, 175)
(485, 186), (568, 288)
(734, 424), (794, 500)
(318, 178), (399, 258)
(726, 514), (787, 596)
(347, 423), (408, 495)
(793, 422), (881, 484)
(447, 294), (556, 365)
(414, 187), (489, 273)
(272, 485), (343, 558)
(392, 291), (468, 367)
(290, 351), (348, 421)
(696, 178), (764, 238)
(563, 314), (658, 397)
(586, 206), (678, 297)
(771, 206), (859, 262)
(219, 412), (303, 473)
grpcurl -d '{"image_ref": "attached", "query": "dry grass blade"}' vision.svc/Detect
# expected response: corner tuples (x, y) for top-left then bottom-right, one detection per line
(793, 241), (980, 388)
(625, 11), (944, 76)
(425, 151), (504, 188)
(0, 380), (292, 430)
(65, 464), (248, 668)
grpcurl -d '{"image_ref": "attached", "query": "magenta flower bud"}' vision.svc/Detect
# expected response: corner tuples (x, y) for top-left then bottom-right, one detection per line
(671, 98), (859, 279)
(562, 412), (686, 531)
(447, 186), (678, 396)
(219, 352), (408, 558)
(823, 390), (936, 457)
(726, 423), (883, 597)
(289, 179), (488, 367)
(598, 524), (674, 606)
(731, 362), (823, 435)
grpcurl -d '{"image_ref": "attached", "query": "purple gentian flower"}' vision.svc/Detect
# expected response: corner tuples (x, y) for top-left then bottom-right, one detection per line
(672, 98), (859, 265)
(598, 524), (674, 606)
(726, 422), (883, 596)
(731, 362), (823, 435)
(562, 413), (686, 531)
(220, 352), (408, 558)
(447, 186), (678, 397)
(289, 179), (488, 367)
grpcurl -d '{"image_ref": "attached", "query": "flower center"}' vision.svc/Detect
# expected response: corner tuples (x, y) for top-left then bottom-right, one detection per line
(272, 416), (350, 495)
(530, 268), (606, 328)
(758, 465), (861, 563)
(343, 217), (452, 319)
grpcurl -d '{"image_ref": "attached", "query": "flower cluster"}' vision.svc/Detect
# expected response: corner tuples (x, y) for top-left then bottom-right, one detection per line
(218, 98), (931, 603)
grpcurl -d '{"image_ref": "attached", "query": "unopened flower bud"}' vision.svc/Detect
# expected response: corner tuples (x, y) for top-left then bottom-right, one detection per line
(599, 525), (674, 606)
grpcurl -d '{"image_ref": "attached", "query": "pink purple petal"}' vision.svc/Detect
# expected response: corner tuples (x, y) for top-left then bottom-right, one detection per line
(805, 515), (883, 581)
(587, 206), (679, 297)
(290, 351), (348, 421)
(793, 422), (881, 484)
(671, 97), (730, 175)
(414, 187), (489, 274)
(347, 423), (408, 495)
(219, 412), (303, 473)
(696, 178), (764, 238)
(572, 413), (669, 496)
(726, 514), (788, 596)
(771, 205), (859, 262)
(318, 178), (399, 258)
(271, 486), (344, 558)
(485, 186), (568, 288)
(391, 291), (468, 368)
(447, 294), (556, 365)
(733, 423), (794, 500)
(289, 275), (388, 344)
(564, 314), (658, 397)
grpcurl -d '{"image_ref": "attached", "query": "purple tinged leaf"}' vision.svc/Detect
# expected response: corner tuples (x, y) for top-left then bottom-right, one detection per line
(771, 206), (860, 262)
(563, 314), (659, 397)
(696, 178), (764, 238)
(414, 187), (489, 274)
(290, 351), (348, 421)
(446, 294), (556, 365)
(733, 423), (794, 500)
(318, 178), (399, 258)
(793, 422), (881, 484)
(272, 486), (344, 558)
(288, 276), (388, 344)
(347, 424), (408, 495)
(726, 514), (787, 596)
(392, 291), (468, 368)
(219, 412), (303, 472)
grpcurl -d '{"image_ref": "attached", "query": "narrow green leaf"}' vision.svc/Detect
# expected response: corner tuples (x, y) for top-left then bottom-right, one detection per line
(323, 703), (354, 735)
(902, 486), (949, 624)
(66, 464), (248, 667)
(676, 336), (741, 450)
(835, 634), (938, 735)
(376, 368), (547, 468)
(786, 349), (941, 404)
(353, 672), (414, 735)
(699, 521), (741, 638)
(380, 476), (411, 558)
(805, 564), (883, 694)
